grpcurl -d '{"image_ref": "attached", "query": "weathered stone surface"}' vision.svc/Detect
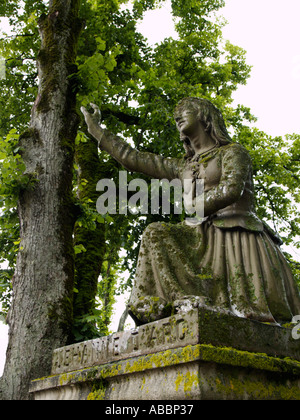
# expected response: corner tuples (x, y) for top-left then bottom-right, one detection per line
(30, 343), (300, 400)
(52, 310), (198, 375)
(30, 308), (300, 400)
(51, 307), (300, 376)
(196, 307), (300, 361)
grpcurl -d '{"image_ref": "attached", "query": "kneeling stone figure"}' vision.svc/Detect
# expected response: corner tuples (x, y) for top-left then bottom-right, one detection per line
(82, 98), (300, 326)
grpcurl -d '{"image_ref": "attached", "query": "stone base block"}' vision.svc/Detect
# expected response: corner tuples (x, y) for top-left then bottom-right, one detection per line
(29, 308), (300, 400)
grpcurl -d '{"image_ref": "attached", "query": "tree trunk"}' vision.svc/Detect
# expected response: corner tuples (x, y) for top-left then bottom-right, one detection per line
(0, 0), (82, 400)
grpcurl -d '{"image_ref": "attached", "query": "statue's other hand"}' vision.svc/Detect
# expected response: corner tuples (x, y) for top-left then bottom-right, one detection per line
(80, 103), (102, 139)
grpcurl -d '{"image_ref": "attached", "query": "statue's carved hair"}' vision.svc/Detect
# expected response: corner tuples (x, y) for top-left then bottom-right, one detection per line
(174, 97), (232, 158)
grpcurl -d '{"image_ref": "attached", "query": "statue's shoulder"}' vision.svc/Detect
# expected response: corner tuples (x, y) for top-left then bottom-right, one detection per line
(220, 142), (251, 159)
(221, 141), (248, 152)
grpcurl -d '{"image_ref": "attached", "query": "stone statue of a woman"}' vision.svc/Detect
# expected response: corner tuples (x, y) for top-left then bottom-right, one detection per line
(81, 98), (300, 325)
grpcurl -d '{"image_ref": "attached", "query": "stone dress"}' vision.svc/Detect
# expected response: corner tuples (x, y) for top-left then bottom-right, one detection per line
(100, 130), (300, 325)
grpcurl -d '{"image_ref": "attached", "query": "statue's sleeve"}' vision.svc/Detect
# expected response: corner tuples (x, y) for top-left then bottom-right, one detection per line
(100, 128), (179, 180)
(203, 144), (252, 216)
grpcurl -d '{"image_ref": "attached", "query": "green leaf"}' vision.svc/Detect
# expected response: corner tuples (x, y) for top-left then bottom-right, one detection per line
(74, 244), (87, 254)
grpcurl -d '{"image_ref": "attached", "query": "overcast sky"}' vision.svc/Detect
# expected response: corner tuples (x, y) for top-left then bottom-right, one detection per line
(138, 0), (300, 137)
(1, 0), (300, 375)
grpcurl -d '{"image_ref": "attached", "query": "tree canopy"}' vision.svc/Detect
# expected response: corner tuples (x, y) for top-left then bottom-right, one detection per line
(0, 0), (299, 342)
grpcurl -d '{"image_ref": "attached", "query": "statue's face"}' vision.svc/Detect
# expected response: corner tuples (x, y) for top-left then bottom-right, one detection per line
(174, 106), (200, 137)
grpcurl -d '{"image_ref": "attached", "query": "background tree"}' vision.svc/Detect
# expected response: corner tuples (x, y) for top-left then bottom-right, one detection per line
(0, 0), (299, 399)
(0, 0), (82, 400)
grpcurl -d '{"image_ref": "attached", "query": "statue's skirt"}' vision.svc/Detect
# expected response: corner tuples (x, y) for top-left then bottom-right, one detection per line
(129, 220), (300, 324)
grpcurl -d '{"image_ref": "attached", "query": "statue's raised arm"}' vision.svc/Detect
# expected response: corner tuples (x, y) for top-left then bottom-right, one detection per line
(81, 103), (178, 181)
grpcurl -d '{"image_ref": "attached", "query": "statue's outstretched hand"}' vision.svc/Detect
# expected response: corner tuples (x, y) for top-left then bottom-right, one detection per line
(80, 103), (103, 140)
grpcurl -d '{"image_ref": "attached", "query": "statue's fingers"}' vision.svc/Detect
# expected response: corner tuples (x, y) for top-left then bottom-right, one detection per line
(90, 103), (101, 116)
(80, 106), (88, 116)
(90, 103), (102, 124)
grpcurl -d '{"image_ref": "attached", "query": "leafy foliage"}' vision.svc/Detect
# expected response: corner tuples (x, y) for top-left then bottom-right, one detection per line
(0, 0), (299, 335)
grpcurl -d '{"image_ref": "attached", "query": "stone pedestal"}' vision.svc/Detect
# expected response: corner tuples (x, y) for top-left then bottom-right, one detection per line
(29, 308), (300, 400)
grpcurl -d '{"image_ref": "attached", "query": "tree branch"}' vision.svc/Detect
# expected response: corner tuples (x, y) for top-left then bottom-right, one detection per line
(101, 108), (140, 125)
(0, 33), (36, 41)
(256, 179), (279, 233)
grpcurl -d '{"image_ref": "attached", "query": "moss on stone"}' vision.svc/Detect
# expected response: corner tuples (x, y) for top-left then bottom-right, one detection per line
(175, 371), (199, 395)
(212, 370), (300, 400)
(32, 341), (300, 400)
(86, 379), (107, 400)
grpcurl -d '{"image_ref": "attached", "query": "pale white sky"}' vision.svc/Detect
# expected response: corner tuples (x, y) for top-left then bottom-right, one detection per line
(1, 0), (300, 375)
(221, 0), (300, 137)
(138, 0), (300, 136)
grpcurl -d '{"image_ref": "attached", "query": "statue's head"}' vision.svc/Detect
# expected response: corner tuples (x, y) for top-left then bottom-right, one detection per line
(174, 97), (232, 157)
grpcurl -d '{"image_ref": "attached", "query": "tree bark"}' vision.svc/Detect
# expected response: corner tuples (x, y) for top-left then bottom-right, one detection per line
(0, 0), (82, 400)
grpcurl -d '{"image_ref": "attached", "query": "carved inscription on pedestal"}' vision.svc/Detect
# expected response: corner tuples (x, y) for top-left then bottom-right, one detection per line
(52, 310), (199, 374)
